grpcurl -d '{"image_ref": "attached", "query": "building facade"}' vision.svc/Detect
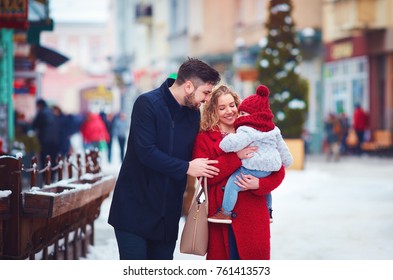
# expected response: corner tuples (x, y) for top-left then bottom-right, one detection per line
(40, 5), (114, 115)
(322, 0), (393, 133)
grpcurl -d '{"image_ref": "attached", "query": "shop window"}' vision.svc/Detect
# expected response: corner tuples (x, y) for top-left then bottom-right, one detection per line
(352, 79), (364, 106)
(358, 61), (365, 73)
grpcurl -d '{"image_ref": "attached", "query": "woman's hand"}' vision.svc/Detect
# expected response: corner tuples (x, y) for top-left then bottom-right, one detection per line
(234, 173), (259, 191)
(236, 146), (258, 160)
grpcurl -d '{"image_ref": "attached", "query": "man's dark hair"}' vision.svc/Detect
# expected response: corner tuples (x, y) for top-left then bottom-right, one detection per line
(176, 57), (220, 86)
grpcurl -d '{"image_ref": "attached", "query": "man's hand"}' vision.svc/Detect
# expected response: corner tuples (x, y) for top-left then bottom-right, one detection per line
(187, 158), (219, 178)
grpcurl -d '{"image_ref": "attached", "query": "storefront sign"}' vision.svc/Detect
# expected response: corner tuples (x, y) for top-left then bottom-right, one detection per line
(0, 0), (27, 18)
(83, 86), (113, 101)
(331, 42), (353, 60)
(80, 85), (113, 113)
(325, 36), (367, 62)
(0, 0), (28, 29)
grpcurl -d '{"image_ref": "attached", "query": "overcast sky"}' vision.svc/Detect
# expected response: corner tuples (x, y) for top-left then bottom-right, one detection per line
(49, 0), (109, 23)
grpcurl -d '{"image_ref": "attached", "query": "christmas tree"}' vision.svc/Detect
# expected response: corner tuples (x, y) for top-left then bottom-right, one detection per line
(257, 0), (308, 138)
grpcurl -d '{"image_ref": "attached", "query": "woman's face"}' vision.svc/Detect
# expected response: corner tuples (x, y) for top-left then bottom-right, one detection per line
(216, 93), (238, 127)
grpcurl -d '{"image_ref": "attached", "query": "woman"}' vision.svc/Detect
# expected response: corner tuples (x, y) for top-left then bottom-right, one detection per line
(80, 111), (110, 151)
(192, 85), (285, 260)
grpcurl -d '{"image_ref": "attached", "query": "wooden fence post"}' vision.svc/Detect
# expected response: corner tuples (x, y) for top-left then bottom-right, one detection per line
(57, 155), (63, 181)
(30, 157), (38, 188)
(66, 154), (72, 179)
(85, 151), (91, 174)
(77, 154), (82, 179)
(44, 155), (51, 185)
(91, 149), (100, 174)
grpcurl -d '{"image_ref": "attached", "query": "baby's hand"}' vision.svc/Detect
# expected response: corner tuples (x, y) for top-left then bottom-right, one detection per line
(236, 146), (258, 159)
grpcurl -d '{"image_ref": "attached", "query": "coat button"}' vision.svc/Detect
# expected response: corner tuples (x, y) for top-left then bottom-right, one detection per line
(221, 186), (225, 191)
(231, 212), (237, 219)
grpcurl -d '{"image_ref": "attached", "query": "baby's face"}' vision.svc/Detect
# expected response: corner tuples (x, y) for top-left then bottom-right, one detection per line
(238, 111), (250, 117)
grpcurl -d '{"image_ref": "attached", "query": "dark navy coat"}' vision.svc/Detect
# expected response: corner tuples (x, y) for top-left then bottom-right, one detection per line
(108, 79), (200, 242)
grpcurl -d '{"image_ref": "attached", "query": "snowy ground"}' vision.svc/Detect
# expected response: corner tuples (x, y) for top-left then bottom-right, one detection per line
(85, 145), (393, 260)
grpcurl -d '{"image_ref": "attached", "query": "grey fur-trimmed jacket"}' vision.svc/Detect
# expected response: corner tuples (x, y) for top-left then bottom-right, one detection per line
(219, 126), (293, 171)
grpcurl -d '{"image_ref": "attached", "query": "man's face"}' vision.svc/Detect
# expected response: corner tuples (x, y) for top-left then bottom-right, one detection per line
(184, 81), (214, 110)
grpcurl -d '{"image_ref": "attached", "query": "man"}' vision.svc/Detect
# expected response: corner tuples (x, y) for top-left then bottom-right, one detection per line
(353, 103), (368, 154)
(32, 99), (60, 178)
(108, 58), (221, 259)
(110, 112), (128, 162)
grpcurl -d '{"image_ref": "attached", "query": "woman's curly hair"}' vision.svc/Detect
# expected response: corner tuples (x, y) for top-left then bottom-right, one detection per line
(200, 84), (241, 132)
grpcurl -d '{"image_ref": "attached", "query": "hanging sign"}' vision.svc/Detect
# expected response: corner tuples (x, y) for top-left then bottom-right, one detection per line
(0, 0), (28, 29)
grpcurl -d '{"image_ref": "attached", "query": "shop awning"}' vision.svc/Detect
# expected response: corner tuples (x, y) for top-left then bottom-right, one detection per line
(34, 45), (69, 67)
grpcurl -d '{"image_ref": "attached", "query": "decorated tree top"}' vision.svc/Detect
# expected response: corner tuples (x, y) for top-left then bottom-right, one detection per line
(257, 0), (308, 139)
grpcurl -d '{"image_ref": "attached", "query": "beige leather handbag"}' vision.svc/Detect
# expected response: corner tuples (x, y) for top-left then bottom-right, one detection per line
(180, 176), (208, 256)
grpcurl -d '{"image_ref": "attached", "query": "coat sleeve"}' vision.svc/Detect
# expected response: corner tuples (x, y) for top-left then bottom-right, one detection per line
(219, 129), (250, 152)
(193, 132), (242, 188)
(277, 133), (294, 168)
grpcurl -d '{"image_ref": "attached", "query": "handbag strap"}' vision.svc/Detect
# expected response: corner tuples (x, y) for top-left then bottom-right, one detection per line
(192, 177), (208, 211)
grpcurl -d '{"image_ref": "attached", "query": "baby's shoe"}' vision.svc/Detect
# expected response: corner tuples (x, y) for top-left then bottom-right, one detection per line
(208, 209), (232, 224)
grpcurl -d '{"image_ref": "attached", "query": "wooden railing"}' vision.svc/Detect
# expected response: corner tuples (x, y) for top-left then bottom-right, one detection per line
(0, 149), (116, 260)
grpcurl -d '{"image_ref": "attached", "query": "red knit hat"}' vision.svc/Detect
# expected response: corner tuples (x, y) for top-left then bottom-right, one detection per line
(234, 85), (275, 132)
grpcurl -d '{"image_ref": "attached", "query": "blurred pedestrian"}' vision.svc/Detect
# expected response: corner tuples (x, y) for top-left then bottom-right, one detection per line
(32, 98), (61, 171)
(110, 112), (128, 162)
(80, 111), (110, 151)
(338, 112), (350, 154)
(324, 113), (341, 161)
(99, 111), (113, 162)
(52, 105), (80, 157)
(301, 128), (311, 154)
(108, 57), (221, 260)
(353, 103), (368, 154)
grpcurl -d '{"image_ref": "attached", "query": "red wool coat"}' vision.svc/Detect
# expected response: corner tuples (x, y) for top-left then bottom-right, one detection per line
(80, 112), (110, 143)
(192, 129), (285, 260)
(353, 108), (368, 131)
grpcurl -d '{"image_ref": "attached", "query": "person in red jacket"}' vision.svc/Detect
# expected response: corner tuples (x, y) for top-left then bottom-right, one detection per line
(192, 85), (285, 260)
(80, 111), (110, 151)
(352, 103), (368, 154)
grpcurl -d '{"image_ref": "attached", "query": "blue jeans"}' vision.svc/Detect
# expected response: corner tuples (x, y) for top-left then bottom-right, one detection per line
(114, 228), (176, 260)
(222, 166), (272, 213)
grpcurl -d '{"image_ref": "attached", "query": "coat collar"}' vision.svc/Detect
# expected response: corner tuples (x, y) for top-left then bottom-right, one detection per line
(161, 78), (182, 111)
(205, 127), (224, 142)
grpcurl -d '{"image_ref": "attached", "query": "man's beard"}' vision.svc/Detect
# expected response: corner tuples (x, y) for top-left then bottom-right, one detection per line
(184, 91), (199, 110)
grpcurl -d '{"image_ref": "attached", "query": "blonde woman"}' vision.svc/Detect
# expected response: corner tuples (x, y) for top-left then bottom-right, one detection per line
(192, 84), (286, 260)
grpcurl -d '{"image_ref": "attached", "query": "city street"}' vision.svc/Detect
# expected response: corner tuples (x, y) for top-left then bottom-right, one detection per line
(87, 146), (393, 260)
